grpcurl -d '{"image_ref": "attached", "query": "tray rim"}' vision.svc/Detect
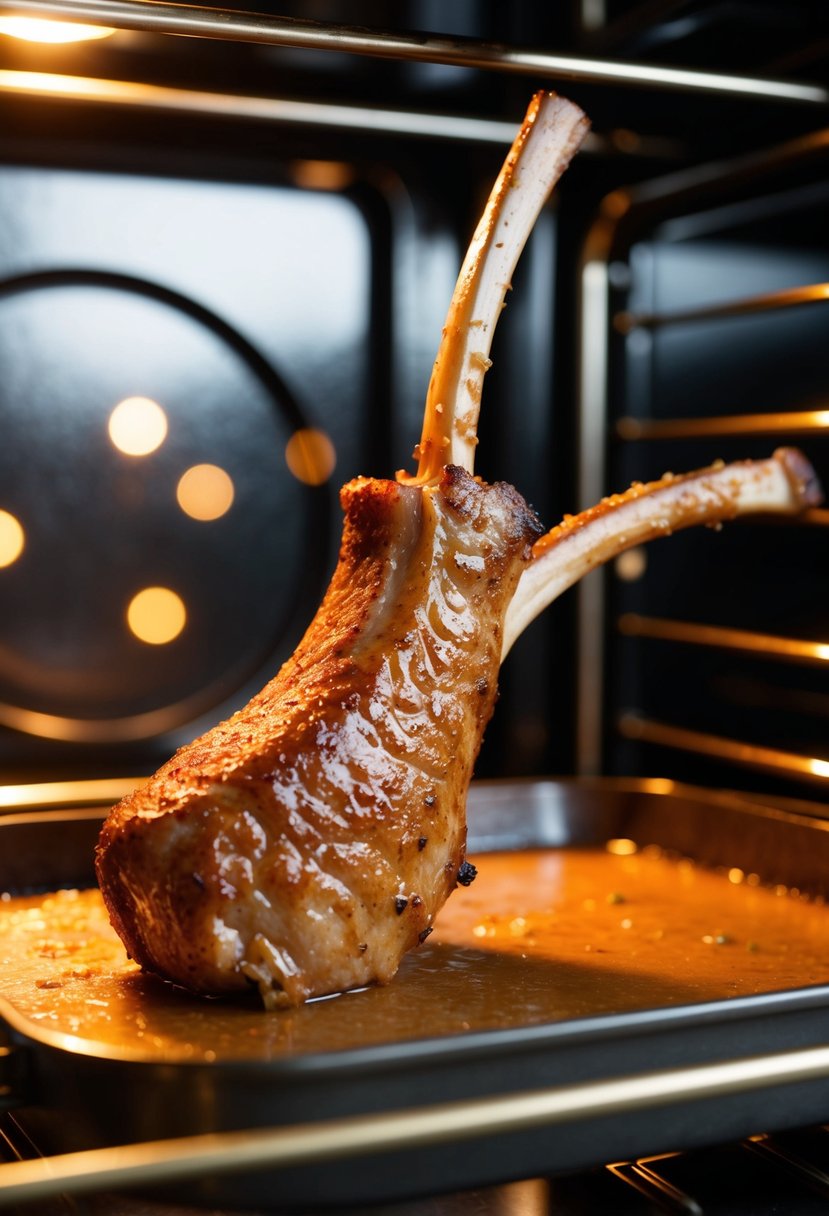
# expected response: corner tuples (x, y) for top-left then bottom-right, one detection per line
(3, 775), (829, 1072)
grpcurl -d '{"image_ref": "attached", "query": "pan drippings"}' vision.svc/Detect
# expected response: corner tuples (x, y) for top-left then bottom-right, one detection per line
(1, 844), (827, 1062)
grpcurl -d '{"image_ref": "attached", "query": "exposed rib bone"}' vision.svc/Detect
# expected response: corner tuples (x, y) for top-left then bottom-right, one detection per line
(502, 447), (823, 658)
(400, 92), (589, 486)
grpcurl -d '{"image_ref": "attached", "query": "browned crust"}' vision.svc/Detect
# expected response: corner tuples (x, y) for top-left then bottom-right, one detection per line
(96, 469), (542, 1002)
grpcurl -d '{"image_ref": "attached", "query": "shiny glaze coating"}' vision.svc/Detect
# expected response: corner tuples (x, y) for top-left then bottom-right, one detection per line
(96, 467), (542, 1006)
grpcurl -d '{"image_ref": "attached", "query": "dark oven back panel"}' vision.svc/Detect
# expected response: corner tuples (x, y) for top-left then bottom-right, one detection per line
(0, 161), (389, 773)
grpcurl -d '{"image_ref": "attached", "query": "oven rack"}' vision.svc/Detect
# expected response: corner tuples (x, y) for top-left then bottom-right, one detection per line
(6, 1119), (829, 1215)
(579, 127), (829, 797)
(0, 0), (826, 104)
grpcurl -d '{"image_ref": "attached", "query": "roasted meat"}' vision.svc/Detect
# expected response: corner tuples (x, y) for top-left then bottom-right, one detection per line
(97, 470), (541, 1005)
(96, 92), (822, 1007)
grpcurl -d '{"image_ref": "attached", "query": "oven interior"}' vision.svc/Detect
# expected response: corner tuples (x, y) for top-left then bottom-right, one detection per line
(0, 1), (828, 1212)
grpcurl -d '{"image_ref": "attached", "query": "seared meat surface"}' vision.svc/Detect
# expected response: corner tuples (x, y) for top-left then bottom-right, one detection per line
(97, 469), (541, 1005)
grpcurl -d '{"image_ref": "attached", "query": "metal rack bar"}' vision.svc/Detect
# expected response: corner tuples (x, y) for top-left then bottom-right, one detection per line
(616, 407), (829, 441)
(0, 777), (139, 811)
(618, 714), (829, 784)
(7, 1042), (829, 1206)
(0, 70), (533, 144)
(1, 0), (827, 102)
(615, 282), (829, 333)
(618, 615), (829, 668)
(607, 1159), (702, 1214)
(744, 1134), (829, 1199)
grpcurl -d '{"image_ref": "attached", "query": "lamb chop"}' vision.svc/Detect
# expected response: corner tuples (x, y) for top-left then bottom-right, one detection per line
(96, 94), (821, 1008)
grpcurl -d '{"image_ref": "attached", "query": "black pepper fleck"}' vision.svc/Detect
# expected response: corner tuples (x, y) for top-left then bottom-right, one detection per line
(418, 927), (433, 944)
(457, 860), (478, 887)
(411, 894), (423, 908)
(192, 873), (205, 890)
(418, 836), (428, 851)
(424, 793), (436, 808)
(394, 895), (408, 915)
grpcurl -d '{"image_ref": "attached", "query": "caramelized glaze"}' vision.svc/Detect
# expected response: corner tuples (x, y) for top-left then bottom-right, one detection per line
(95, 470), (541, 1008)
(2, 844), (827, 1063)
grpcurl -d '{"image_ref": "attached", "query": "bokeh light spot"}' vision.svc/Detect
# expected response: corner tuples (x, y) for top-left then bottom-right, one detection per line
(127, 586), (186, 645)
(176, 464), (235, 521)
(285, 428), (336, 486)
(108, 397), (168, 457)
(0, 510), (24, 568)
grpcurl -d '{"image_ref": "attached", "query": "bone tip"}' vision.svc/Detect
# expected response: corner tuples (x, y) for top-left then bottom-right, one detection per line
(773, 446), (824, 509)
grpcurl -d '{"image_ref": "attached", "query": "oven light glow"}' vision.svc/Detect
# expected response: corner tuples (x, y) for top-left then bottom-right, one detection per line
(809, 758), (829, 780)
(285, 428), (336, 486)
(290, 160), (356, 192)
(176, 464), (235, 521)
(108, 396), (168, 457)
(0, 509), (24, 568)
(0, 17), (115, 43)
(127, 587), (186, 646)
(606, 838), (638, 856)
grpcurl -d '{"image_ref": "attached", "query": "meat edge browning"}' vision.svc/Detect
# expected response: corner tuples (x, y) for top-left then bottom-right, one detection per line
(95, 468), (542, 1006)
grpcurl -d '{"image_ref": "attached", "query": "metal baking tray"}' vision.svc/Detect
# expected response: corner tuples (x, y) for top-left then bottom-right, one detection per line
(2, 777), (829, 1210)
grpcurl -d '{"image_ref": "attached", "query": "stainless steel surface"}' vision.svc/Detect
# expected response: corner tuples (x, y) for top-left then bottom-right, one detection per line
(4, 778), (829, 1208)
(1, 0), (827, 102)
(7, 1044), (829, 1208)
(575, 257), (611, 776)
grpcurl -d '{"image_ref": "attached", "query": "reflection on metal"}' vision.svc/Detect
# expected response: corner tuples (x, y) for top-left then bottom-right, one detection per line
(0, 14), (114, 39)
(618, 713), (829, 784)
(615, 282), (829, 333)
(0, 777), (142, 810)
(0, 69), (607, 148)
(7, 1040), (829, 1205)
(0, 695), (216, 744)
(744, 1134), (829, 1197)
(618, 614), (829, 667)
(607, 1158), (701, 1216)
(576, 258), (611, 775)
(1, 0), (826, 102)
(616, 408), (829, 441)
